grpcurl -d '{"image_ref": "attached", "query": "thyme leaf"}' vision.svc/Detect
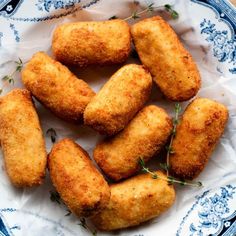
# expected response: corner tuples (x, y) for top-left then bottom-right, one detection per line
(166, 103), (181, 176)
(123, 2), (179, 21)
(49, 191), (61, 205)
(164, 4), (179, 19)
(46, 128), (57, 143)
(49, 192), (97, 235)
(65, 209), (72, 216)
(139, 158), (203, 187)
(0, 58), (24, 94)
(78, 218), (97, 236)
(108, 15), (118, 20)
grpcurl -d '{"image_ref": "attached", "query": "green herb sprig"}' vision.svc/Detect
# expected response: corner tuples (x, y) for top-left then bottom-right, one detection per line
(166, 103), (181, 176)
(111, 2), (179, 21)
(164, 4), (179, 19)
(0, 58), (24, 94)
(46, 128), (57, 143)
(139, 158), (202, 187)
(49, 191), (97, 235)
(79, 218), (97, 236)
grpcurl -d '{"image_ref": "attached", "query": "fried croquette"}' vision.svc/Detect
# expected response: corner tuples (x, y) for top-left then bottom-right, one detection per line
(21, 52), (95, 123)
(170, 98), (228, 179)
(84, 64), (152, 136)
(0, 89), (47, 187)
(52, 19), (131, 66)
(48, 138), (110, 217)
(91, 171), (175, 231)
(94, 105), (173, 181)
(131, 16), (201, 101)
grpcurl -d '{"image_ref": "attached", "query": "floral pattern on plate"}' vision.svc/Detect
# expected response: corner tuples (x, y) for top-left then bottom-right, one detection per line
(177, 185), (236, 236)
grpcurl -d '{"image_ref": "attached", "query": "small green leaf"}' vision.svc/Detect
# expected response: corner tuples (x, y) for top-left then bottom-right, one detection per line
(131, 11), (140, 19)
(65, 210), (72, 216)
(171, 10), (179, 19)
(164, 4), (179, 20)
(179, 180), (186, 186)
(109, 15), (118, 20)
(16, 65), (23, 72)
(167, 176), (174, 185)
(147, 2), (155, 12)
(139, 157), (145, 168)
(152, 173), (158, 179)
(164, 4), (171, 10)
(15, 57), (23, 65)
(78, 218), (87, 229)
(2, 75), (10, 81)
(173, 119), (179, 125)
(8, 78), (14, 85)
(50, 191), (61, 204)
(175, 103), (181, 113)
(18, 57), (23, 64)
(160, 163), (169, 171)
(46, 128), (57, 143)
(197, 181), (203, 187)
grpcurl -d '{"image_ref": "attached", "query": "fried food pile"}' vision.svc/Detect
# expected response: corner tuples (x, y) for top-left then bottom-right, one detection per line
(0, 16), (228, 232)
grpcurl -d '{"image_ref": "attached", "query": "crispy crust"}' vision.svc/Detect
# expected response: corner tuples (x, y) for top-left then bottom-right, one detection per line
(52, 19), (131, 67)
(84, 64), (152, 136)
(131, 16), (201, 101)
(0, 89), (47, 187)
(93, 105), (173, 181)
(48, 138), (110, 217)
(170, 98), (228, 179)
(21, 52), (95, 123)
(91, 171), (175, 231)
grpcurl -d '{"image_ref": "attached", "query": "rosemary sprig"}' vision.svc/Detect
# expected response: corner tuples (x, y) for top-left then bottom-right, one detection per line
(46, 128), (57, 143)
(139, 158), (203, 187)
(122, 2), (179, 21)
(166, 103), (181, 176)
(79, 218), (97, 236)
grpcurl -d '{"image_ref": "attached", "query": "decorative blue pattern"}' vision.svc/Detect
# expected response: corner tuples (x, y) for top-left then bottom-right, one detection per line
(200, 19), (236, 74)
(0, 32), (3, 47)
(0, 208), (77, 236)
(6, 0), (100, 22)
(191, 0), (236, 76)
(36, 0), (82, 12)
(0, 0), (23, 17)
(0, 0), (100, 46)
(0, 213), (14, 236)
(9, 23), (20, 42)
(191, 0), (236, 34)
(177, 185), (236, 236)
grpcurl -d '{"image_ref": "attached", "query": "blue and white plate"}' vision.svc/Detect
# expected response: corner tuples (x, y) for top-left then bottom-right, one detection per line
(0, 0), (236, 236)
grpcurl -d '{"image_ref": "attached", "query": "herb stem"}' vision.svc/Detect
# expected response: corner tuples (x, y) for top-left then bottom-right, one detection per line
(139, 158), (202, 188)
(79, 218), (97, 236)
(0, 58), (25, 94)
(166, 103), (181, 176)
(122, 3), (179, 21)
(124, 6), (161, 21)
